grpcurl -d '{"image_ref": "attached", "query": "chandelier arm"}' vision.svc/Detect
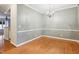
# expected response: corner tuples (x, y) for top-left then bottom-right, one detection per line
(46, 4), (55, 18)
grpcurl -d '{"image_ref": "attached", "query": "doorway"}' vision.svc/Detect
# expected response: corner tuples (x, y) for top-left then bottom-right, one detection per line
(0, 17), (5, 52)
(0, 12), (10, 52)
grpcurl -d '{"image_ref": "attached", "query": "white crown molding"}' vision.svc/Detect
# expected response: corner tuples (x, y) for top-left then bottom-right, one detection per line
(24, 4), (43, 14)
(55, 4), (78, 12)
(24, 4), (77, 14)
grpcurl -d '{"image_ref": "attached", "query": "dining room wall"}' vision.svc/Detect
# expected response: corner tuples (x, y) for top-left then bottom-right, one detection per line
(42, 6), (79, 40)
(17, 4), (43, 44)
(16, 4), (79, 45)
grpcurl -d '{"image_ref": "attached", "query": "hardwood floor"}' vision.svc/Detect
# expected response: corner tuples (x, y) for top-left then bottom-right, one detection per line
(0, 40), (15, 53)
(2, 36), (79, 54)
(4, 40), (15, 51)
(0, 40), (4, 53)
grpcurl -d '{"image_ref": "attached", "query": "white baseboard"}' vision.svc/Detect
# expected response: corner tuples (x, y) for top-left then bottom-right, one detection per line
(10, 35), (79, 47)
(10, 35), (42, 47)
(42, 35), (79, 43)
(10, 41), (17, 47)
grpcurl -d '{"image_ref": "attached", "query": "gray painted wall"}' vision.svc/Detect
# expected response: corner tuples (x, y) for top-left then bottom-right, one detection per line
(17, 4), (42, 44)
(44, 7), (77, 30)
(42, 30), (79, 40)
(16, 5), (79, 45)
(42, 7), (79, 40)
(17, 30), (41, 44)
(17, 5), (42, 31)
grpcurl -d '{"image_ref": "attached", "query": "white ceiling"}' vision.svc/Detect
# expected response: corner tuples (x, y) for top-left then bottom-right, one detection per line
(26, 4), (77, 14)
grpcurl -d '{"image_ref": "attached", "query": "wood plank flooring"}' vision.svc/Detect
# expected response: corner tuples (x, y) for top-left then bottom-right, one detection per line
(2, 36), (79, 54)
(0, 40), (15, 53)
(4, 40), (15, 51)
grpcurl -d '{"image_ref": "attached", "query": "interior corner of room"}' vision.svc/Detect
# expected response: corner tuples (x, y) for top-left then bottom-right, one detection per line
(0, 4), (79, 54)
(11, 4), (79, 46)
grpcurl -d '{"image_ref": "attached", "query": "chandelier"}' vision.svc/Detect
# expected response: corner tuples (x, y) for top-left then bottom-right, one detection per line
(46, 4), (55, 18)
